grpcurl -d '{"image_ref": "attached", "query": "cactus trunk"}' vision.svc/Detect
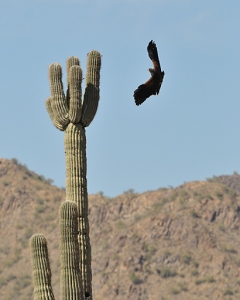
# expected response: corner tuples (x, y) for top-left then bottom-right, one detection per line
(64, 122), (92, 298)
(59, 201), (82, 300)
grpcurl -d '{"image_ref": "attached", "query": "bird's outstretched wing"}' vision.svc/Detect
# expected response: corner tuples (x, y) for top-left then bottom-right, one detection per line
(134, 40), (164, 106)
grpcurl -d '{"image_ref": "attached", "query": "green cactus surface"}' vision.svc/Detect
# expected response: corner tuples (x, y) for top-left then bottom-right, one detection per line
(81, 51), (101, 127)
(59, 201), (82, 300)
(46, 51), (101, 129)
(30, 234), (55, 300)
(64, 122), (92, 298)
(48, 63), (70, 127)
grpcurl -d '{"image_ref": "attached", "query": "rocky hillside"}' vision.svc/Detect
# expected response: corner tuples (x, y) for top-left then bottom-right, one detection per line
(1, 158), (240, 299)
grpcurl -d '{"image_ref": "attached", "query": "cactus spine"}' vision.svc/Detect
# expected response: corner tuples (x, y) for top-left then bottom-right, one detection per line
(30, 50), (101, 300)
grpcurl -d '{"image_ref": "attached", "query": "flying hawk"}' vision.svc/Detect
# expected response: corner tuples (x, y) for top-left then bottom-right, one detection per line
(134, 40), (164, 106)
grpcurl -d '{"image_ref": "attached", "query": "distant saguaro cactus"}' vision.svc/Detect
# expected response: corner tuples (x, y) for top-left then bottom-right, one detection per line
(30, 51), (101, 300)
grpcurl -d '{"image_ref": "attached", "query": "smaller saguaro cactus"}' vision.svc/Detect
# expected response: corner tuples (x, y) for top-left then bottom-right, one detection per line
(30, 201), (81, 300)
(30, 234), (55, 300)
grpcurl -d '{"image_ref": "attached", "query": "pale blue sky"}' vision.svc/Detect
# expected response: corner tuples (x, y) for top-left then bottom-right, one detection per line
(0, 1), (240, 197)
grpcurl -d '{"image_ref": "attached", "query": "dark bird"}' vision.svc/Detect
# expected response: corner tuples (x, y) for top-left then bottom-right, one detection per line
(134, 40), (164, 106)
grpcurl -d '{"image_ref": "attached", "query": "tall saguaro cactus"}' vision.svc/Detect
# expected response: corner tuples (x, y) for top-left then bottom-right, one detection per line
(30, 50), (101, 300)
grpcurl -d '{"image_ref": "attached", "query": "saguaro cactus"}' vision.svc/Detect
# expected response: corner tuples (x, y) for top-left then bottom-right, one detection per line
(30, 201), (81, 300)
(30, 234), (55, 300)
(30, 50), (101, 300)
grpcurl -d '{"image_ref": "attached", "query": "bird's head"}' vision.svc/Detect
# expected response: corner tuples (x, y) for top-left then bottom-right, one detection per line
(148, 68), (155, 76)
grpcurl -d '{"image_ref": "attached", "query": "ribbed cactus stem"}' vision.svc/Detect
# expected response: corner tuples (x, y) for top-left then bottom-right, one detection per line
(48, 63), (69, 126)
(81, 50), (101, 127)
(64, 122), (92, 299)
(59, 201), (82, 300)
(45, 97), (67, 131)
(64, 123), (87, 205)
(30, 234), (55, 300)
(66, 56), (80, 83)
(68, 65), (82, 123)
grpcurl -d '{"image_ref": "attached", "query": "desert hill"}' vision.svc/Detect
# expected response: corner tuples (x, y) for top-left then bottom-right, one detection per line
(1, 158), (240, 299)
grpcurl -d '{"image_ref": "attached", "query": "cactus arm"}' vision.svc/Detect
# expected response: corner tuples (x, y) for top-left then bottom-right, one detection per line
(68, 65), (82, 123)
(66, 56), (80, 81)
(59, 201), (82, 300)
(45, 97), (67, 131)
(81, 51), (101, 127)
(30, 234), (55, 300)
(66, 56), (80, 110)
(48, 63), (69, 126)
